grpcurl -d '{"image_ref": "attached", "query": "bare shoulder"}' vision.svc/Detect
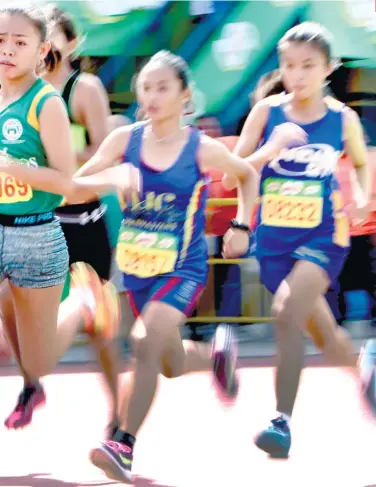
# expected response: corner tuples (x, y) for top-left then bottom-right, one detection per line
(74, 73), (108, 110)
(108, 123), (135, 149)
(75, 72), (105, 93)
(258, 92), (288, 110)
(198, 134), (228, 162)
(39, 95), (67, 122)
(242, 94), (283, 125)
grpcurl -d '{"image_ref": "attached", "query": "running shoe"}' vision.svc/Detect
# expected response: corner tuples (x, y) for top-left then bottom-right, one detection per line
(4, 383), (46, 429)
(70, 263), (120, 340)
(254, 416), (291, 458)
(90, 440), (133, 483)
(211, 323), (239, 400)
(358, 339), (376, 415)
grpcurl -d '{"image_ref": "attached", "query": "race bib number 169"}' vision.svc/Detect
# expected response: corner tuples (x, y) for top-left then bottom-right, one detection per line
(0, 173), (32, 203)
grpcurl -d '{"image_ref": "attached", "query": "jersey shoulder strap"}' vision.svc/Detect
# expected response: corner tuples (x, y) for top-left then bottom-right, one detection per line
(27, 81), (60, 132)
(61, 70), (80, 122)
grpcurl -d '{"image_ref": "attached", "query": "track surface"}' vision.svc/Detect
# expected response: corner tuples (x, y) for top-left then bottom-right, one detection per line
(0, 361), (375, 487)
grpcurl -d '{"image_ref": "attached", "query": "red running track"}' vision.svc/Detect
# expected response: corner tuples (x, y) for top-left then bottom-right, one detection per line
(0, 362), (375, 487)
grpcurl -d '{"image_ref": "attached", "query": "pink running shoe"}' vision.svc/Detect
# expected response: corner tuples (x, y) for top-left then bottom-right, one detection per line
(4, 384), (46, 429)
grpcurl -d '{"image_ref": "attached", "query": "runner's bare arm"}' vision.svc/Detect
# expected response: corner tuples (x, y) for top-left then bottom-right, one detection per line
(68, 164), (139, 203)
(199, 136), (259, 226)
(74, 74), (111, 164)
(74, 125), (132, 177)
(224, 99), (278, 190)
(233, 101), (270, 161)
(0, 97), (75, 195)
(343, 107), (371, 206)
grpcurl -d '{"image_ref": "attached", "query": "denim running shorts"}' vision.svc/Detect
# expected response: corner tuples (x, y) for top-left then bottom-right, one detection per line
(0, 217), (69, 288)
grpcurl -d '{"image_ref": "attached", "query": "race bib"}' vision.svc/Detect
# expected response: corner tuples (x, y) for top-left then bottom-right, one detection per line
(261, 178), (323, 229)
(116, 225), (179, 278)
(0, 173), (32, 203)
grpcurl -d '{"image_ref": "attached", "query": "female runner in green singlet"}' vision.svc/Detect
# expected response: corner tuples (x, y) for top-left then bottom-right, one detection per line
(0, 6), (122, 435)
(0, 4), (124, 428)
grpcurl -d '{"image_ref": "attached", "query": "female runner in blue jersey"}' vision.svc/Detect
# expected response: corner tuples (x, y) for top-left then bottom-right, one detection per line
(231, 22), (374, 458)
(75, 51), (260, 482)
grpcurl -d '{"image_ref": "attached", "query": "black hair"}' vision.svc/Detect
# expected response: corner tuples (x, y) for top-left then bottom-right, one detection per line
(278, 21), (333, 63)
(0, 6), (48, 41)
(42, 6), (78, 73)
(44, 6), (77, 42)
(252, 69), (285, 105)
(133, 51), (191, 121)
(135, 50), (190, 90)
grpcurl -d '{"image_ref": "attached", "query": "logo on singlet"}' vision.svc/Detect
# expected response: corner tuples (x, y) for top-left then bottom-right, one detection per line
(2, 118), (24, 144)
(269, 144), (340, 178)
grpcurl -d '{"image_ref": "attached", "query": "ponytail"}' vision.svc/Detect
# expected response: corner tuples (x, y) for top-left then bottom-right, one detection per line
(252, 69), (285, 105)
(43, 45), (62, 73)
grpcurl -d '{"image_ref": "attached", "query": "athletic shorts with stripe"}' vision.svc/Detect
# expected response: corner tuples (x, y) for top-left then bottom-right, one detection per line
(127, 277), (205, 317)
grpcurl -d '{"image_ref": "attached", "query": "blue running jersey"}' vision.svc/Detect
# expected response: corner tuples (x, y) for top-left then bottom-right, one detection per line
(116, 123), (210, 291)
(256, 95), (350, 260)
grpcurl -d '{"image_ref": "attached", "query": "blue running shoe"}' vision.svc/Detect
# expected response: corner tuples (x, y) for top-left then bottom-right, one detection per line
(358, 339), (376, 416)
(211, 324), (239, 400)
(255, 416), (291, 458)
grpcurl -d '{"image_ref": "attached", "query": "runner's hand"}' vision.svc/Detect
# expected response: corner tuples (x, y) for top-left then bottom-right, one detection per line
(111, 163), (142, 200)
(222, 228), (249, 259)
(268, 122), (308, 154)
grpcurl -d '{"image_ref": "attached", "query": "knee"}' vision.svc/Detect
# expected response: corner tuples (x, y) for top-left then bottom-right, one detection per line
(273, 297), (304, 332)
(129, 328), (161, 365)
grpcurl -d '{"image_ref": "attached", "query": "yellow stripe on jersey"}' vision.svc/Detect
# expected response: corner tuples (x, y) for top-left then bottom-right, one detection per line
(27, 84), (56, 132)
(179, 179), (206, 265)
(331, 189), (350, 248)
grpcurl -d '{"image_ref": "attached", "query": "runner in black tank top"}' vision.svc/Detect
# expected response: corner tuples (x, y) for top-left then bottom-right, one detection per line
(56, 70), (113, 283)
(2, 7), (121, 437)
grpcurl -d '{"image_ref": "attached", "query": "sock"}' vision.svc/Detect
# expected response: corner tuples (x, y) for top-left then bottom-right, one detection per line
(113, 429), (136, 451)
(25, 380), (42, 391)
(277, 412), (291, 426)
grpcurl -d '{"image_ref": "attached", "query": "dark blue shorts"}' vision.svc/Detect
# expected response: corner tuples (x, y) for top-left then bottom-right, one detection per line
(259, 244), (348, 294)
(127, 277), (205, 317)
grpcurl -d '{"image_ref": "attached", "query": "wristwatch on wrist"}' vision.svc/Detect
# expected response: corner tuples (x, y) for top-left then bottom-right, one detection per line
(230, 219), (251, 233)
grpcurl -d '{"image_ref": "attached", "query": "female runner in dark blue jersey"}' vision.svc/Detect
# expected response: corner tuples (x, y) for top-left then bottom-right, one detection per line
(74, 51), (261, 483)
(231, 22), (374, 458)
